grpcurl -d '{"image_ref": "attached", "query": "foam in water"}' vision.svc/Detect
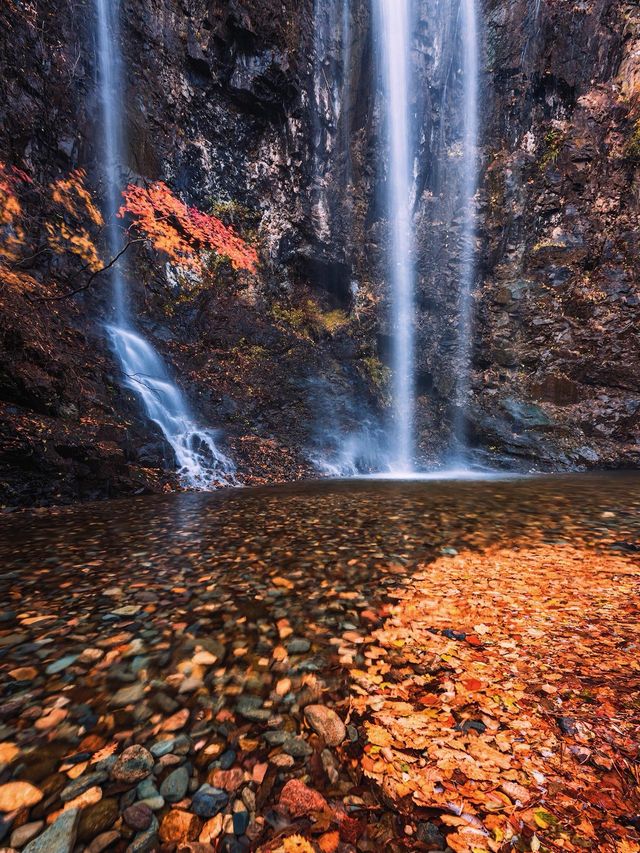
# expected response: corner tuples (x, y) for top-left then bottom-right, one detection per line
(107, 327), (236, 488)
(94, 0), (235, 489)
(374, 0), (416, 474)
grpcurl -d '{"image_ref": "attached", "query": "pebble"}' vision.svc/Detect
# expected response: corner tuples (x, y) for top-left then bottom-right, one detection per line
(76, 798), (118, 843)
(278, 779), (327, 818)
(45, 655), (78, 675)
(10, 821), (44, 848)
(110, 746), (153, 784)
(282, 736), (313, 759)
(86, 830), (120, 853)
(61, 771), (108, 801)
(304, 704), (347, 746)
(123, 803), (153, 831)
(109, 684), (144, 707)
(0, 781), (43, 812)
(126, 815), (158, 853)
(286, 638), (311, 654)
(22, 808), (79, 853)
(159, 809), (202, 844)
(191, 785), (228, 819)
(159, 765), (189, 803)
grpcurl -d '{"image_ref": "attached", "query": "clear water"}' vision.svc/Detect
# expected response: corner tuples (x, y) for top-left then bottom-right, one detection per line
(94, 0), (235, 488)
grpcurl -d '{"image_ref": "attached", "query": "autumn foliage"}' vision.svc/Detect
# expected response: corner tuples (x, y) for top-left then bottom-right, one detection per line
(0, 162), (28, 263)
(351, 545), (640, 852)
(45, 170), (104, 271)
(0, 163), (103, 275)
(118, 181), (258, 275)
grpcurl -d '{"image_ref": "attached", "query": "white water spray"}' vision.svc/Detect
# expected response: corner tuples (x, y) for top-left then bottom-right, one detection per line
(374, 0), (416, 474)
(94, 0), (235, 488)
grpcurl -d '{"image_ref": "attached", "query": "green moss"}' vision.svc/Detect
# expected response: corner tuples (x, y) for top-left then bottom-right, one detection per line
(625, 119), (640, 160)
(271, 299), (350, 338)
(539, 128), (564, 170)
(360, 355), (391, 391)
(317, 308), (349, 333)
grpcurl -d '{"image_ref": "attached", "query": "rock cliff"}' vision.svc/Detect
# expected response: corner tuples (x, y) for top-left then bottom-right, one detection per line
(0, 0), (638, 506)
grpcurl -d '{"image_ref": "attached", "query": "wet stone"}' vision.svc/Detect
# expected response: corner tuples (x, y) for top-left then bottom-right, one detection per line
(23, 807), (79, 853)
(282, 736), (313, 759)
(304, 704), (347, 746)
(77, 798), (119, 844)
(286, 638), (311, 654)
(110, 746), (153, 785)
(61, 770), (108, 801)
(191, 785), (228, 818)
(159, 765), (189, 803)
(10, 821), (44, 848)
(123, 802), (153, 831)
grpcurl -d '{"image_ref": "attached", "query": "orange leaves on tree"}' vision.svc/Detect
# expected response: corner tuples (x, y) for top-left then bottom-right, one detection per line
(0, 162), (28, 263)
(45, 169), (104, 272)
(118, 181), (258, 276)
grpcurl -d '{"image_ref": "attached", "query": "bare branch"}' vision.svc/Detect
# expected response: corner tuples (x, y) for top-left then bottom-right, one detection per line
(39, 238), (145, 302)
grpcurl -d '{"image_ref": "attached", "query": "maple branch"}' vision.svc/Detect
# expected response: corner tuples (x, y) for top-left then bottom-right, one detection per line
(40, 238), (145, 302)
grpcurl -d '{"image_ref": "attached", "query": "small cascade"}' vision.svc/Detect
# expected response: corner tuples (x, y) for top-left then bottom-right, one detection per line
(373, 0), (417, 474)
(451, 0), (480, 460)
(94, 0), (235, 488)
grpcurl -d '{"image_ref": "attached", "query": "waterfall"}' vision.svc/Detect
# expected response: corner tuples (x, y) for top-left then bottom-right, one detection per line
(452, 0), (480, 460)
(94, 0), (235, 488)
(373, 0), (416, 474)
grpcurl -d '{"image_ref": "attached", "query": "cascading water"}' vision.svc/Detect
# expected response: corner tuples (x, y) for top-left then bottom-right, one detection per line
(94, 0), (235, 488)
(451, 0), (480, 460)
(373, 0), (416, 474)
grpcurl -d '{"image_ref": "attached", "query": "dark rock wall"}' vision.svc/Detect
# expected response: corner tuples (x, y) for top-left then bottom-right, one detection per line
(471, 0), (640, 468)
(0, 0), (638, 505)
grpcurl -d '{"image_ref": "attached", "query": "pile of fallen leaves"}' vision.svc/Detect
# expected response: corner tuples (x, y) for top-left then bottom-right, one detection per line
(347, 545), (640, 853)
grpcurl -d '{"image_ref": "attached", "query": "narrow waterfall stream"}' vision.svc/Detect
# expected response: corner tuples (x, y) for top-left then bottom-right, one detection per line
(94, 0), (235, 488)
(374, 0), (416, 474)
(452, 0), (480, 461)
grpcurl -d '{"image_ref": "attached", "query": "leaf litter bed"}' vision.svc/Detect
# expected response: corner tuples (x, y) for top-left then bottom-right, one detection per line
(0, 476), (638, 853)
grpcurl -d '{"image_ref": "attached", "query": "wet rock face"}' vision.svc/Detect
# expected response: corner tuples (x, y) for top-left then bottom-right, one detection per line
(471, 0), (640, 469)
(1, 0), (639, 505)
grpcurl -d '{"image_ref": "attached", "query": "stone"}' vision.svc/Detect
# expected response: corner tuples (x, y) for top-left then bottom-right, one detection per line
(45, 655), (78, 675)
(235, 697), (271, 723)
(286, 638), (311, 654)
(60, 771), (108, 801)
(282, 736), (312, 759)
(159, 766), (189, 803)
(110, 746), (153, 784)
(125, 815), (158, 853)
(10, 821), (44, 848)
(22, 808), (79, 853)
(303, 705), (346, 746)
(0, 744), (19, 767)
(199, 814), (224, 843)
(0, 781), (43, 812)
(278, 779), (327, 818)
(109, 684), (144, 707)
(8, 667), (38, 681)
(191, 785), (228, 819)
(77, 798), (118, 843)
(158, 810), (202, 844)
(87, 830), (120, 853)
(123, 803), (153, 831)
(207, 768), (243, 792)
(150, 739), (175, 758)
(232, 807), (249, 835)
